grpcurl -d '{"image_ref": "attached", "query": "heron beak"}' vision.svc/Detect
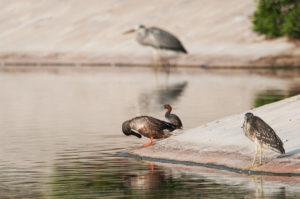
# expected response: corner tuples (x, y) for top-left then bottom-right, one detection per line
(123, 29), (136, 35)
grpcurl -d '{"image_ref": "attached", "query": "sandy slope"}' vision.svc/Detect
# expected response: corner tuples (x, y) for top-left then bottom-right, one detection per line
(0, 0), (299, 66)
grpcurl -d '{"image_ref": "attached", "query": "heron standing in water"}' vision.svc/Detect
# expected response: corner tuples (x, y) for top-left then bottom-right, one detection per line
(123, 25), (187, 67)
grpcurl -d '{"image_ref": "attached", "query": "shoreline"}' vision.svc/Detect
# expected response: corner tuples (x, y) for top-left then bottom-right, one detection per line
(124, 95), (300, 175)
(1, 60), (300, 69)
(118, 152), (300, 177)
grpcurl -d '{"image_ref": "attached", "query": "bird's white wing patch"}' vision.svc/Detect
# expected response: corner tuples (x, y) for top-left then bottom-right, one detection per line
(131, 129), (140, 134)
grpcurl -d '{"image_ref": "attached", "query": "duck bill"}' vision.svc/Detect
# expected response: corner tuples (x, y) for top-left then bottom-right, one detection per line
(123, 29), (136, 35)
(131, 131), (142, 138)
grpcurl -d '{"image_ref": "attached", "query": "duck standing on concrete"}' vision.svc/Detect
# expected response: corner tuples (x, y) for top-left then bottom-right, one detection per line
(164, 104), (183, 129)
(242, 112), (285, 169)
(122, 116), (177, 147)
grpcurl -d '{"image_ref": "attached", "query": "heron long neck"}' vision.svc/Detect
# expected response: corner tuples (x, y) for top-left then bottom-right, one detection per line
(136, 28), (149, 45)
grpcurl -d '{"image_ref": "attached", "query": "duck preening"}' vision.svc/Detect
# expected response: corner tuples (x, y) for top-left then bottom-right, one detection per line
(122, 116), (177, 147)
(164, 104), (183, 129)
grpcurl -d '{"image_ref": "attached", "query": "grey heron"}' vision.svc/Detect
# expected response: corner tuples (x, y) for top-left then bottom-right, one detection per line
(123, 25), (187, 66)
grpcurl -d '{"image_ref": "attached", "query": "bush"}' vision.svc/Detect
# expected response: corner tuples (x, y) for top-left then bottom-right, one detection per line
(252, 0), (300, 39)
(281, 4), (300, 38)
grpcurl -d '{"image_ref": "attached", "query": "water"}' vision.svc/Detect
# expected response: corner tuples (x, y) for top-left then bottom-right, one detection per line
(0, 66), (300, 198)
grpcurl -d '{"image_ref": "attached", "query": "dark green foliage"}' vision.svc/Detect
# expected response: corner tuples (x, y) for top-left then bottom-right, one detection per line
(252, 0), (300, 39)
(281, 3), (300, 38)
(253, 92), (288, 108)
(253, 86), (300, 108)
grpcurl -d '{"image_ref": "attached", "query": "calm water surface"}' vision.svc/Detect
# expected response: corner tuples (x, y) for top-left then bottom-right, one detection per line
(0, 66), (300, 198)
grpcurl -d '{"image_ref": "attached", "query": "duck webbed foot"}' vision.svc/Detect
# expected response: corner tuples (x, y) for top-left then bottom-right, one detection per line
(143, 137), (153, 147)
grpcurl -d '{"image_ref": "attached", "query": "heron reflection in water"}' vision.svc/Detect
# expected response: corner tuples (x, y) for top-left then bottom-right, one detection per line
(138, 81), (188, 114)
(123, 24), (188, 68)
(248, 175), (288, 199)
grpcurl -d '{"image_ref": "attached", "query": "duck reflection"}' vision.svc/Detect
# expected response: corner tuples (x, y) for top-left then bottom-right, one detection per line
(123, 162), (166, 190)
(138, 81), (188, 113)
(49, 156), (175, 198)
(49, 154), (299, 198)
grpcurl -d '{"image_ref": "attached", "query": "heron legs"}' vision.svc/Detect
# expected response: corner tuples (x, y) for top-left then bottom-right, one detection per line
(143, 137), (153, 147)
(152, 49), (160, 69)
(152, 49), (159, 86)
(251, 144), (258, 166)
(246, 144), (264, 169)
(259, 144), (263, 165)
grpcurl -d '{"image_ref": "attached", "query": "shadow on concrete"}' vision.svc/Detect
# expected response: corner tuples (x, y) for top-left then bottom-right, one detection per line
(277, 148), (300, 158)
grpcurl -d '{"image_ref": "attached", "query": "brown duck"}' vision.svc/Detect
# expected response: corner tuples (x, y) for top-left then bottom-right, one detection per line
(163, 104), (183, 129)
(122, 116), (177, 147)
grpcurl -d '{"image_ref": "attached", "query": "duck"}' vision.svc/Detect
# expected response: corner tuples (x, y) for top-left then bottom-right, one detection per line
(163, 104), (183, 129)
(122, 116), (177, 147)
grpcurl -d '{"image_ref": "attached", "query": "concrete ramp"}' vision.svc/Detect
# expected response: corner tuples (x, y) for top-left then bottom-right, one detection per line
(124, 95), (300, 175)
(1, 0), (300, 67)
